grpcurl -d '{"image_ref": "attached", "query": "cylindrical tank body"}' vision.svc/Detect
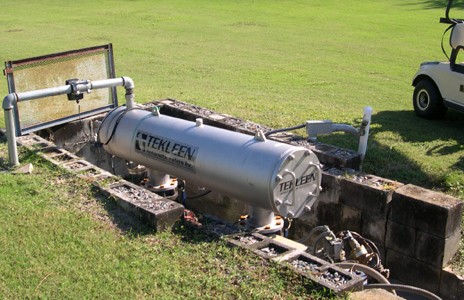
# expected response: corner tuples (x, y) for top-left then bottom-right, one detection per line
(98, 106), (321, 218)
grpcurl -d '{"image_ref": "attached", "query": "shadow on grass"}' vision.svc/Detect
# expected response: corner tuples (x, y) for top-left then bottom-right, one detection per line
(91, 187), (157, 236)
(406, 1), (464, 10)
(90, 184), (220, 243)
(320, 109), (464, 189)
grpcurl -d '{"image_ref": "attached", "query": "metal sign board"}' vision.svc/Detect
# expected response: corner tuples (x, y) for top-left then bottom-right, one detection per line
(3, 44), (118, 134)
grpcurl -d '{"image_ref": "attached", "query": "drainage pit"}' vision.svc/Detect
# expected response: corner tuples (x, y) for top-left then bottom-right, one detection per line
(12, 102), (364, 294)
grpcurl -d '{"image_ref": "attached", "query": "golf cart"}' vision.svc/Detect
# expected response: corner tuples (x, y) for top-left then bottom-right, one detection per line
(412, 0), (464, 118)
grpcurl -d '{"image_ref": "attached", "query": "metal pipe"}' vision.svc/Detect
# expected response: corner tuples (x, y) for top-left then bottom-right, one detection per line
(247, 206), (275, 227)
(331, 124), (359, 136)
(90, 78), (123, 90)
(16, 86), (71, 102)
(2, 94), (19, 166)
(122, 77), (135, 109)
(88, 77), (135, 108)
(2, 76), (135, 166)
(147, 169), (170, 187)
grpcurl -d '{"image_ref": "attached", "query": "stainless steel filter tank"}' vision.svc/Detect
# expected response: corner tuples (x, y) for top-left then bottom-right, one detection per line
(98, 106), (321, 218)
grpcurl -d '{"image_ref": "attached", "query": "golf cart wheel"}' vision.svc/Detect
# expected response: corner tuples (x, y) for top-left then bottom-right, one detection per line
(413, 79), (447, 119)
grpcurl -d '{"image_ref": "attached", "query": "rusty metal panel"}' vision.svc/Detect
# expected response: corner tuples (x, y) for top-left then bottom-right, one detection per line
(4, 44), (117, 134)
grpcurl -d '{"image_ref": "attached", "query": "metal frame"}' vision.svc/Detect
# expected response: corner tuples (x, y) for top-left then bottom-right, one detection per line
(3, 44), (118, 135)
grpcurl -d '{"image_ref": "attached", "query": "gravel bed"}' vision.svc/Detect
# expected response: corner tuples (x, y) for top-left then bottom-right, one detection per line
(234, 234), (262, 245)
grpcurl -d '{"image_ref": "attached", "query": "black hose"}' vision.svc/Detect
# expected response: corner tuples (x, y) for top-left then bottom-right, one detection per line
(97, 106), (139, 146)
(264, 123), (306, 137)
(186, 190), (212, 200)
(334, 262), (390, 285)
(364, 283), (442, 300)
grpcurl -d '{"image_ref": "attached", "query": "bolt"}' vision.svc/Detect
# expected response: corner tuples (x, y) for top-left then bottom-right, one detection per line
(275, 199), (282, 206)
(275, 174), (283, 182)
(287, 211), (295, 218)
(304, 150), (311, 156)
(304, 205), (311, 213)
(288, 154), (295, 161)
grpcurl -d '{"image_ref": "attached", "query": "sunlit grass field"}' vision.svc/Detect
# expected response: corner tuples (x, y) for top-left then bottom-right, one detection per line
(0, 0), (463, 297)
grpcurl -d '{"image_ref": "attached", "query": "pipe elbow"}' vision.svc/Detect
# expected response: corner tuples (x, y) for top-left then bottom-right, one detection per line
(331, 124), (359, 136)
(2, 94), (17, 110)
(121, 76), (134, 91)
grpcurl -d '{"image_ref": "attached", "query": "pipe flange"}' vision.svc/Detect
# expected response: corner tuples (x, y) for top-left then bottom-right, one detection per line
(141, 177), (178, 193)
(237, 215), (285, 235)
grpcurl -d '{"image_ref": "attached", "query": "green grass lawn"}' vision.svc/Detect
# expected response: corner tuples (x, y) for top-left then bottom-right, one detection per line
(0, 0), (463, 297)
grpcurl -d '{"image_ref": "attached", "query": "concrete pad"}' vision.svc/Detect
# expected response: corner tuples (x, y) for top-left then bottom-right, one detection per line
(349, 289), (404, 300)
(13, 163), (33, 174)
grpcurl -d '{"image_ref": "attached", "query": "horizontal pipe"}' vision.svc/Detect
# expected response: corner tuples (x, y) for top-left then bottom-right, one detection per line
(2, 76), (134, 166)
(12, 76), (134, 103)
(16, 85), (72, 102)
(90, 77), (124, 90)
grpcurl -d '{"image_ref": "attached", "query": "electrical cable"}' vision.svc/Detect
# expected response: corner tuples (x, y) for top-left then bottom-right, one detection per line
(186, 190), (212, 200)
(339, 231), (383, 270)
(77, 102), (93, 143)
(264, 123), (306, 137)
(312, 230), (338, 262)
(97, 106), (140, 146)
(283, 218), (292, 238)
(441, 24), (455, 61)
(297, 225), (331, 244)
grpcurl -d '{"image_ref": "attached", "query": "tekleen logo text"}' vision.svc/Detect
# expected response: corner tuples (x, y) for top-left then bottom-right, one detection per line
(279, 173), (317, 193)
(135, 131), (198, 171)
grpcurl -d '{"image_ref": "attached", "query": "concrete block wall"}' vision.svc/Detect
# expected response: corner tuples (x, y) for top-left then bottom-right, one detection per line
(385, 185), (463, 294)
(294, 171), (463, 298)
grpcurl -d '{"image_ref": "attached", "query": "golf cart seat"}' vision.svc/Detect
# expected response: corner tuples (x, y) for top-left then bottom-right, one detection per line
(450, 23), (464, 73)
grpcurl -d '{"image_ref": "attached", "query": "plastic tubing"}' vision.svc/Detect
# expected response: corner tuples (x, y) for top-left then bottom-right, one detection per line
(358, 106), (372, 159)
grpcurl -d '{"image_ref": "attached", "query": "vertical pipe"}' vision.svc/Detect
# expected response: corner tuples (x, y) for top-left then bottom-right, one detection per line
(358, 106), (372, 159)
(247, 206), (275, 227)
(122, 77), (135, 109)
(2, 94), (19, 166)
(147, 169), (170, 187)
